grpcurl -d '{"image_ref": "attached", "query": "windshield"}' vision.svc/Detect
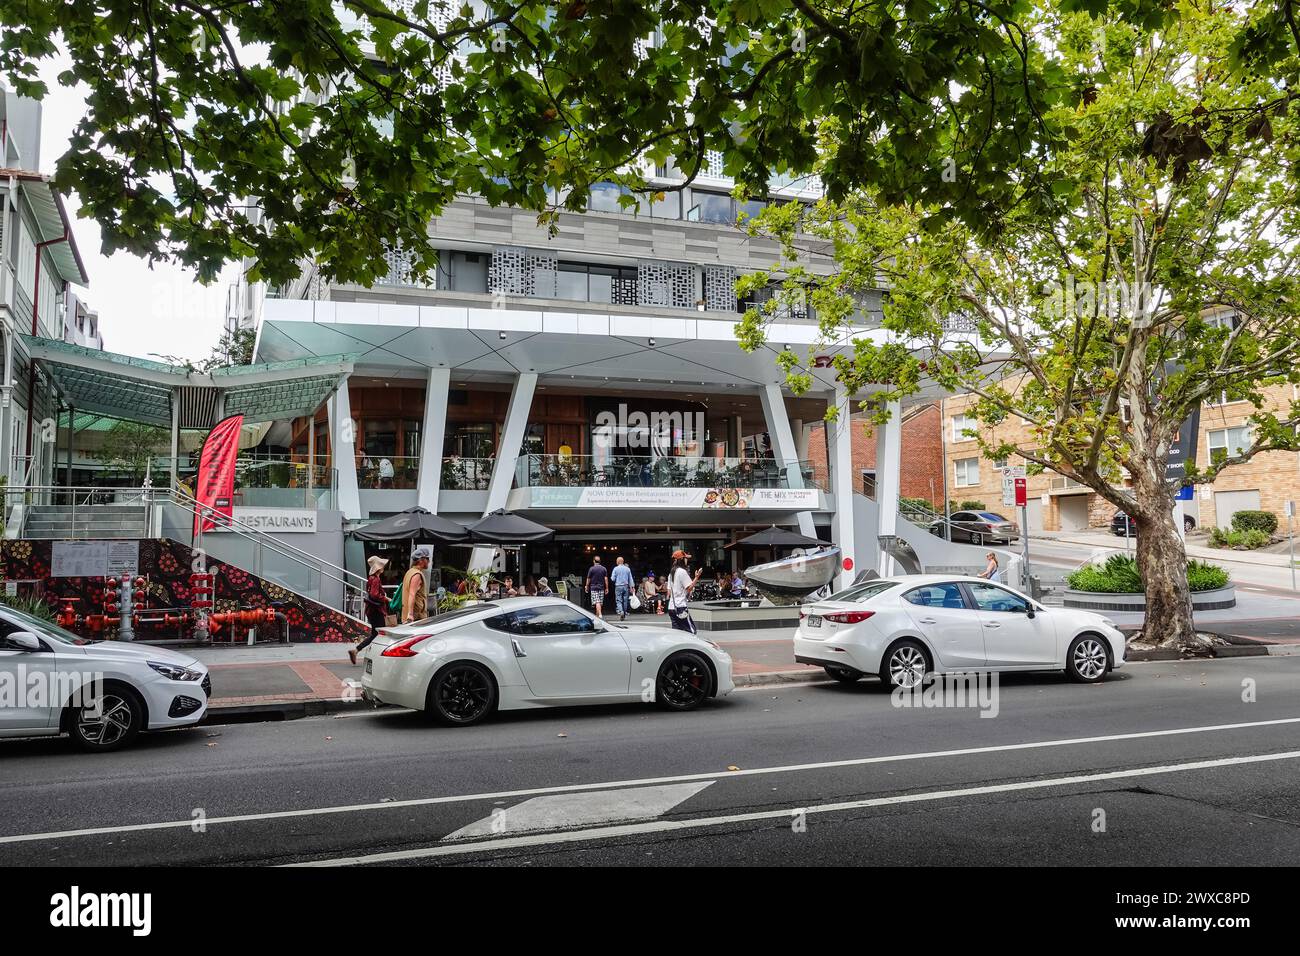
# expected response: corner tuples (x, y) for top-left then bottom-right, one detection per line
(978, 513), (1007, 522)
(822, 581), (898, 603)
(0, 604), (93, 645)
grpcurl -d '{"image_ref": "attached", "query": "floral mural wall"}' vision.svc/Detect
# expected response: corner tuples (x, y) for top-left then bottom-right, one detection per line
(1, 538), (367, 644)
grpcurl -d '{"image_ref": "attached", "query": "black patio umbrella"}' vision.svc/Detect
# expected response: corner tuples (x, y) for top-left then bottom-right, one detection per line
(467, 509), (555, 545)
(351, 507), (470, 544)
(725, 525), (830, 551)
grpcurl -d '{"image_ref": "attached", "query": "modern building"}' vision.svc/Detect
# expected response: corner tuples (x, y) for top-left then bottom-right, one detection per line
(0, 84), (92, 488)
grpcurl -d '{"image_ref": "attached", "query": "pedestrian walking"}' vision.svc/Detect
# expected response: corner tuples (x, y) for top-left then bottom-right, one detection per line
(610, 556), (634, 621)
(350, 555), (389, 665)
(978, 551), (1000, 581)
(402, 548), (432, 623)
(666, 549), (702, 634)
(585, 555), (608, 618)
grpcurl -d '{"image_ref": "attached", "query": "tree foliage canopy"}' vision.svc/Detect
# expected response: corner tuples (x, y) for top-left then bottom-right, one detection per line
(0, 0), (1184, 286)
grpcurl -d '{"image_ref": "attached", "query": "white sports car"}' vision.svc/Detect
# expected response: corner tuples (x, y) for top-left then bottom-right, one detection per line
(794, 575), (1126, 688)
(361, 596), (735, 725)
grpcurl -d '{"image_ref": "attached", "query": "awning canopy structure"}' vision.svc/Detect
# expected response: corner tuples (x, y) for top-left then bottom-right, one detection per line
(351, 507), (470, 544)
(21, 335), (356, 429)
(725, 525), (830, 551)
(467, 509), (555, 545)
(1, 168), (88, 286)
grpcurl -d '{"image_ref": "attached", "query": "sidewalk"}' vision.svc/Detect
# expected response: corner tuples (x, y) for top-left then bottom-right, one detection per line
(194, 626), (822, 717)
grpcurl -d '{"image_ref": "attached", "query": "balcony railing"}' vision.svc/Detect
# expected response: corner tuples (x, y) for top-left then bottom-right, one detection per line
(357, 454), (420, 490)
(441, 456), (494, 491)
(516, 454), (818, 490)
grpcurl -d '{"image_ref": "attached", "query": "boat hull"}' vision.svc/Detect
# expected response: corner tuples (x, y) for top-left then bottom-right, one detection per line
(744, 547), (841, 603)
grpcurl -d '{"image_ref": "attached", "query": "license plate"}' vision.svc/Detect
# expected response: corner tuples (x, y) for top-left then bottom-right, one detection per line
(364, 658), (373, 674)
(806, 615), (821, 628)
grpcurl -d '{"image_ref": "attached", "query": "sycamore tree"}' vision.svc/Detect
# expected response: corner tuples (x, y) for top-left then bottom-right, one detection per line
(0, 0), (1176, 285)
(737, 4), (1300, 649)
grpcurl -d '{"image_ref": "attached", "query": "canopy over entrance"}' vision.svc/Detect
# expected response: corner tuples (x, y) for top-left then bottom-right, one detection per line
(22, 335), (356, 489)
(21, 335), (355, 429)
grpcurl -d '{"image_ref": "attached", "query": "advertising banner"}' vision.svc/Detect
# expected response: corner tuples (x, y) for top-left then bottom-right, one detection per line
(526, 486), (822, 510)
(193, 414), (244, 535)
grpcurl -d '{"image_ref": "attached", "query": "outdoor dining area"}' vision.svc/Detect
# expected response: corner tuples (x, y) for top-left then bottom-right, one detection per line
(519, 454), (818, 490)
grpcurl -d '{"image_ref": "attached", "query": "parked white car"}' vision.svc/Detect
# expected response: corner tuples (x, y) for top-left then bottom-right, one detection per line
(794, 575), (1125, 688)
(362, 596), (734, 725)
(0, 605), (210, 751)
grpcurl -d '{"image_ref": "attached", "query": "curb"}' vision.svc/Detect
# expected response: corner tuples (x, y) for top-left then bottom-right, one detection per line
(734, 669), (829, 687)
(204, 669), (833, 723)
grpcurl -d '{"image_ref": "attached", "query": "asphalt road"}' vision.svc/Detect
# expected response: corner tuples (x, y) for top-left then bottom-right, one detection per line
(2, 657), (1299, 866)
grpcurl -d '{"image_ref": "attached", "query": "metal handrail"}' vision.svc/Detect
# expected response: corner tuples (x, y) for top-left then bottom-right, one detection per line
(164, 486), (367, 591)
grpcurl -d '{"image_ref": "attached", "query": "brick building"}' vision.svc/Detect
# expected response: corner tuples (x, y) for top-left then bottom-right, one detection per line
(806, 402), (946, 505)
(941, 382), (1300, 533)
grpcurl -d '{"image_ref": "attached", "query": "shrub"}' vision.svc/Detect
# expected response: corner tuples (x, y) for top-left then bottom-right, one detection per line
(900, 496), (935, 513)
(1066, 554), (1230, 593)
(1242, 528), (1271, 549)
(953, 500), (986, 511)
(1210, 526), (1271, 549)
(1230, 510), (1278, 536)
(1186, 560), (1231, 591)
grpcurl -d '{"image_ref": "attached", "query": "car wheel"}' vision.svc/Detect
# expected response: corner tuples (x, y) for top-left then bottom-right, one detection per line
(427, 662), (497, 726)
(67, 683), (143, 752)
(824, 665), (864, 683)
(1183, 515), (1195, 532)
(969, 531), (983, 546)
(1066, 634), (1110, 683)
(880, 640), (931, 691)
(655, 651), (713, 711)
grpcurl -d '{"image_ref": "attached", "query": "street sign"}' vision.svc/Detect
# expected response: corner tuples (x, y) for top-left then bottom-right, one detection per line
(1014, 477), (1027, 507)
(1001, 465), (1026, 507)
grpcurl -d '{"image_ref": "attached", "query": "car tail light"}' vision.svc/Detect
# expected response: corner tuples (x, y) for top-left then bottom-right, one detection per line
(381, 635), (432, 658)
(823, 610), (875, 624)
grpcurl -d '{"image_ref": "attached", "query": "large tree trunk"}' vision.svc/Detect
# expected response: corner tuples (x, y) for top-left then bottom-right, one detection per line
(1128, 466), (1200, 650)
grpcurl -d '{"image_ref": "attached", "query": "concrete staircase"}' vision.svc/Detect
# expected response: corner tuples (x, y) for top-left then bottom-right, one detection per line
(21, 504), (150, 539)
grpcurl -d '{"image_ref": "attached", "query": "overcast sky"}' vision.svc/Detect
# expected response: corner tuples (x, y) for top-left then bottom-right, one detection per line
(35, 55), (238, 363)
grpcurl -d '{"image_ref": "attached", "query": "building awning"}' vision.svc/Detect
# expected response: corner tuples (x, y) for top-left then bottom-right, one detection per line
(0, 168), (88, 286)
(21, 335), (355, 428)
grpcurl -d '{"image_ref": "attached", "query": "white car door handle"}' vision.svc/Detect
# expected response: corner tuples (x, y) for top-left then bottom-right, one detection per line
(984, 622), (1001, 628)
(918, 617), (938, 625)
(511, 639), (527, 658)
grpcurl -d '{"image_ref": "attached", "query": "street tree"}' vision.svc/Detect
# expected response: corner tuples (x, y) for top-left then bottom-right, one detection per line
(736, 4), (1300, 650)
(0, 0), (1170, 285)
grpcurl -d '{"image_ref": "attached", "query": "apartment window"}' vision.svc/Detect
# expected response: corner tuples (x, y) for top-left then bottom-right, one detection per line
(687, 191), (734, 224)
(1208, 426), (1252, 465)
(651, 191), (681, 219)
(954, 457), (980, 487)
(951, 414), (976, 443)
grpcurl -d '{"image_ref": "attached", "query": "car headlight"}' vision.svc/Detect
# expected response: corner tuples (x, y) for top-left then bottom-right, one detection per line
(148, 661), (203, 681)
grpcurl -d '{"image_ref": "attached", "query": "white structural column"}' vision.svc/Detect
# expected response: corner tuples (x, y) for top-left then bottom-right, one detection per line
(875, 400), (903, 575)
(828, 387), (857, 590)
(759, 383), (817, 538)
(416, 367), (451, 512)
(328, 378), (362, 520)
(470, 372), (537, 571)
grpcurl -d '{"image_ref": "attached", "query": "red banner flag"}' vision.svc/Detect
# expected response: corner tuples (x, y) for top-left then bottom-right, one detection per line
(193, 414), (244, 536)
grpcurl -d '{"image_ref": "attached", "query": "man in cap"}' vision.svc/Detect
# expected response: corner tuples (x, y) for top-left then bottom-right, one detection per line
(402, 547), (432, 623)
(666, 549), (703, 633)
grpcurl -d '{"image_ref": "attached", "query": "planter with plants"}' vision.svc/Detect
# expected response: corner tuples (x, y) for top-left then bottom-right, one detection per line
(1209, 510), (1279, 551)
(1063, 554), (1235, 611)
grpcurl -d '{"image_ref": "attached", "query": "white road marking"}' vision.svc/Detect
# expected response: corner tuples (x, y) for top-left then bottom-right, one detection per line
(3, 715), (1300, 846)
(290, 749), (1300, 865)
(444, 782), (712, 839)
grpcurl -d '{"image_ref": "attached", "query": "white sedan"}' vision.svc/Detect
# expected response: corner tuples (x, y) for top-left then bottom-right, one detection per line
(0, 604), (210, 751)
(794, 575), (1126, 688)
(361, 596), (734, 725)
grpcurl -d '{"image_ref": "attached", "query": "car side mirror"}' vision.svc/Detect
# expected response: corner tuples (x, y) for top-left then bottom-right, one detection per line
(1025, 607), (1036, 619)
(4, 631), (43, 652)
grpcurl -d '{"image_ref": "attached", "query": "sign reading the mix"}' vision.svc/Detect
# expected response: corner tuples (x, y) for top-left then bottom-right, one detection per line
(527, 487), (821, 509)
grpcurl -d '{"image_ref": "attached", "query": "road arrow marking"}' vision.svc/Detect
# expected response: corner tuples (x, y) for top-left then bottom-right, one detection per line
(444, 782), (712, 840)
